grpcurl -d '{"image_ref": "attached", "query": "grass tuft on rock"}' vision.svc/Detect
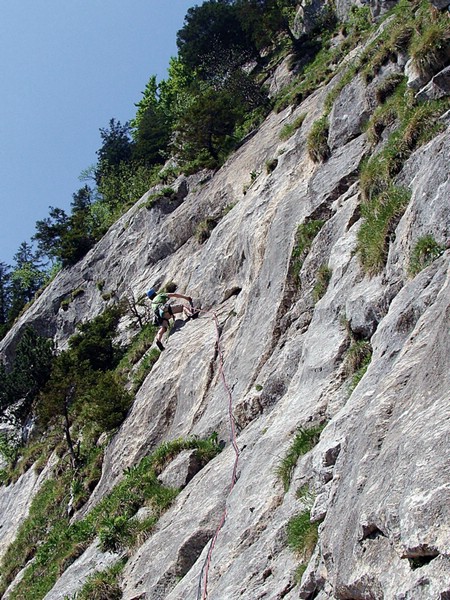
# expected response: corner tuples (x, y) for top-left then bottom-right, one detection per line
(287, 508), (319, 582)
(277, 425), (325, 492)
(313, 264), (332, 303)
(408, 234), (445, 276)
(409, 10), (450, 78)
(291, 220), (325, 283)
(76, 559), (126, 600)
(0, 434), (222, 600)
(279, 113), (307, 140)
(307, 116), (330, 163)
(357, 185), (411, 276)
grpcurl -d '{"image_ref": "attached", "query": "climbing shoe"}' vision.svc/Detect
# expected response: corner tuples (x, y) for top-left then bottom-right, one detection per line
(156, 340), (165, 351)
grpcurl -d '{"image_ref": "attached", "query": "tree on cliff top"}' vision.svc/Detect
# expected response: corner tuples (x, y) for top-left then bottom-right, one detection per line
(177, 0), (258, 80)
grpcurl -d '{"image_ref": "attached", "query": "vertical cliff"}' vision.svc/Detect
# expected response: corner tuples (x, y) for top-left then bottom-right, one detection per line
(1, 1), (449, 598)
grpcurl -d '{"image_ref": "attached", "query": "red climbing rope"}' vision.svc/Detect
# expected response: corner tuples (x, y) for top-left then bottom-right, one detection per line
(196, 309), (240, 600)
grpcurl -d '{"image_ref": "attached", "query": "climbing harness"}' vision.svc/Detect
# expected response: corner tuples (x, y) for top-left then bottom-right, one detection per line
(196, 310), (240, 600)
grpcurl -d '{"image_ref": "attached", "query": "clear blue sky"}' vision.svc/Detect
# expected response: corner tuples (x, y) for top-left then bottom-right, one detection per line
(0, 0), (196, 266)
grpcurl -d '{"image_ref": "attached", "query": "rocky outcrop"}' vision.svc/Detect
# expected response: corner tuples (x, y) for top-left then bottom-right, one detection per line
(1, 6), (450, 600)
(416, 66), (450, 102)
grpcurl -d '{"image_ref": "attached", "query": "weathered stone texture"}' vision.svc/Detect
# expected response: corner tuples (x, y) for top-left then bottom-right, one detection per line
(1, 14), (450, 600)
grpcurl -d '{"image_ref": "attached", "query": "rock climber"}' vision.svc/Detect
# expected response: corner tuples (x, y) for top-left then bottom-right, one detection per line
(146, 288), (198, 351)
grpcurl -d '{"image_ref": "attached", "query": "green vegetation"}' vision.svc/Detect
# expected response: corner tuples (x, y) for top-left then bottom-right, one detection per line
(313, 264), (332, 302)
(409, 3), (450, 78)
(130, 348), (161, 393)
(408, 234), (445, 276)
(0, 434), (222, 599)
(60, 288), (85, 311)
(274, 4), (376, 114)
(0, 244), (49, 338)
(279, 113), (307, 140)
(344, 339), (373, 391)
(287, 510), (318, 552)
(36, 308), (131, 457)
(287, 0), (450, 279)
(374, 73), (405, 106)
(307, 116), (330, 162)
(287, 509), (319, 582)
(117, 322), (158, 378)
(144, 187), (176, 209)
(195, 217), (219, 244)
(265, 158), (279, 174)
(291, 220), (325, 283)
(75, 559), (126, 600)
(357, 77), (449, 276)
(0, 433), (19, 484)
(277, 425), (325, 492)
(1, 306), (133, 485)
(243, 170), (260, 195)
(0, 326), (54, 424)
(362, 88), (449, 197)
(357, 185), (411, 275)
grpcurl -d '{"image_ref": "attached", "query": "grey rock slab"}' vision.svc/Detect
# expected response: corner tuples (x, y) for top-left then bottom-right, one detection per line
(328, 74), (371, 151)
(388, 125), (450, 281)
(308, 134), (368, 208)
(416, 65), (450, 101)
(319, 259), (450, 598)
(122, 449), (230, 600)
(157, 449), (202, 489)
(43, 541), (120, 600)
(0, 452), (57, 562)
(1, 25), (450, 600)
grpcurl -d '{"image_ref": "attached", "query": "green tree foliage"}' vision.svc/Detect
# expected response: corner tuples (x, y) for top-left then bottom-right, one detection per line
(34, 187), (97, 268)
(36, 306), (130, 462)
(175, 86), (239, 165)
(174, 1), (275, 169)
(96, 162), (158, 217)
(131, 76), (171, 166)
(0, 263), (11, 338)
(0, 327), (54, 423)
(131, 75), (160, 133)
(8, 243), (46, 323)
(36, 351), (82, 464)
(235, 0), (299, 51)
(132, 103), (170, 166)
(95, 118), (134, 184)
(34, 207), (70, 263)
(61, 186), (97, 265)
(68, 305), (125, 371)
(159, 57), (196, 123)
(78, 370), (132, 433)
(177, 0), (257, 80)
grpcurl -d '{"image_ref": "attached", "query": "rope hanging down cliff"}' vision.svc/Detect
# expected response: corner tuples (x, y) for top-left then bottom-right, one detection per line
(196, 309), (240, 600)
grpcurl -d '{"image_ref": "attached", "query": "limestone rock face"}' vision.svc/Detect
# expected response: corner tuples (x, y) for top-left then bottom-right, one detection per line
(295, 0), (331, 35)
(1, 10), (450, 600)
(0, 452), (58, 564)
(42, 543), (119, 600)
(328, 74), (370, 150)
(157, 449), (202, 489)
(416, 65), (450, 101)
